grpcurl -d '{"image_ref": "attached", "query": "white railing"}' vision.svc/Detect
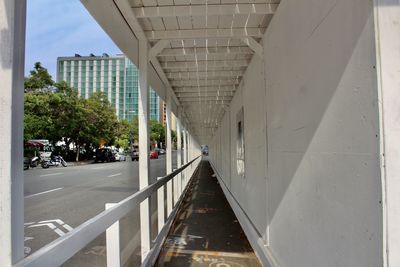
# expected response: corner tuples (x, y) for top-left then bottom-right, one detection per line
(14, 156), (201, 267)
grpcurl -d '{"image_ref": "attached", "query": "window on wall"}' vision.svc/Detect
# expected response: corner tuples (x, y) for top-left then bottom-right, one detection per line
(237, 107), (245, 177)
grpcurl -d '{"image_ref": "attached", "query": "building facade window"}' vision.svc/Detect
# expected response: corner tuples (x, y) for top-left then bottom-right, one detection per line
(236, 107), (245, 177)
(57, 54), (160, 123)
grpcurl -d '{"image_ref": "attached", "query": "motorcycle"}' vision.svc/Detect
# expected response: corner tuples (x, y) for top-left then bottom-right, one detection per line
(41, 155), (67, 168)
(30, 156), (41, 168)
(23, 156), (41, 170)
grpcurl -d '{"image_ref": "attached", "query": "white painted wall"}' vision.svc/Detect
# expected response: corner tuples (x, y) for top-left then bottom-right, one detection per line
(373, 2), (400, 266)
(210, 0), (383, 266)
(0, 0), (25, 265)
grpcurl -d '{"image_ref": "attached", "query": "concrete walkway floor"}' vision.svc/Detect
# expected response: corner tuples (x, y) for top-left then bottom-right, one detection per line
(155, 160), (262, 267)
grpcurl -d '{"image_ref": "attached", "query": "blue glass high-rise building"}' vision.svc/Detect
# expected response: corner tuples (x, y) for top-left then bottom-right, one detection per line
(57, 54), (160, 122)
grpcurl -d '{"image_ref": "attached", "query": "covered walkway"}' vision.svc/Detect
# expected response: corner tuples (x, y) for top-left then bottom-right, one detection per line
(2, 0), (400, 267)
(156, 160), (261, 267)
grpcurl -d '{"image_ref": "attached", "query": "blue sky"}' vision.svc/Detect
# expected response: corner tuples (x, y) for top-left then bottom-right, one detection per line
(25, 0), (121, 79)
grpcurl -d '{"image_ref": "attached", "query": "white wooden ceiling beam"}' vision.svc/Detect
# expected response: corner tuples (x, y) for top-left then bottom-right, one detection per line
(176, 92), (234, 97)
(173, 86), (237, 92)
(177, 92), (234, 97)
(145, 28), (265, 40)
(171, 79), (240, 87)
(241, 37), (264, 58)
(114, 0), (146, 40)
(160, 53), (251, 62)
(161, 59), (249, 69)
(180, 99), (231, 103)
(166, 66), (247, 72)
(166, 70), (244, 79)
(133, 3), (278, 18)
(179, 95), (233, 101)
(149, 40), (170, 59)
(159, 46), (253, 56)
(170, 75), (242, 81)
(114, 0), (182, 109)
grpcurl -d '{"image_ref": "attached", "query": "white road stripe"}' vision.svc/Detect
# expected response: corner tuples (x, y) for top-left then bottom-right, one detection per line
(40, 172), (63, 177)
(54, 229), (66, 236)
(62, 224), (74, 232)
(28, 222), (66, 236)
(25, 188), (63, 198)
(108, 173), (122, 177)
(91, 166), (106, 170)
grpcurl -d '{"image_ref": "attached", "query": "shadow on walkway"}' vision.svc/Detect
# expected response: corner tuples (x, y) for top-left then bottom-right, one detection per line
(155, 160), (261, 267)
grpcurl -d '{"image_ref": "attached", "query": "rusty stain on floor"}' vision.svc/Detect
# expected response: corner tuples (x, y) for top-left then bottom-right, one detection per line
(154, 160), (262, 267)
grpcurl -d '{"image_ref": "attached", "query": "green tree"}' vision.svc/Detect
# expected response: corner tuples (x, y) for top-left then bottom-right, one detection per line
(150, 120), (165, 147)
(24, 89), (120, 161)
(129, 117), (139, 145)
(24, 92), (60, 142)
(24, 62), (54, 92)
(115, 120), (130, 150)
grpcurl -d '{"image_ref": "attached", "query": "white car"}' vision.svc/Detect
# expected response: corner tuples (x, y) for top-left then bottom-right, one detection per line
(115, 152), (127, 161)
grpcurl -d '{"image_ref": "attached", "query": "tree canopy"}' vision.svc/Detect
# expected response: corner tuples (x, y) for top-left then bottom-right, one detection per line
(24, 62), (171, 160)
(24, 62), (54, 92)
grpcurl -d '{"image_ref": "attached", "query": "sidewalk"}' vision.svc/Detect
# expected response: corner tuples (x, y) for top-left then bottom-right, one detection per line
(155, 160), (262, 266)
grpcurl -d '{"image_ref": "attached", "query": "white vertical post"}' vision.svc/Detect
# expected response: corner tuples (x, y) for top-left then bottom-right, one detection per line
(189, 134), (193, 172)
(165, 94), (173, 215)
(106, 203), (120, 267)
(173, 113), (179, 205)
(157, 177), (165, 233)
(0, 1), (25, 265)
(374, 3), (400, 267)
(176, 116), (182, 197)
(138, 40), (151, 262)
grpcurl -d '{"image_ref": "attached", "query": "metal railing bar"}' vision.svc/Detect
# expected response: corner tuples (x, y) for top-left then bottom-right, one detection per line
(141, 159), (201, 267)
(14, 156), (200, 267)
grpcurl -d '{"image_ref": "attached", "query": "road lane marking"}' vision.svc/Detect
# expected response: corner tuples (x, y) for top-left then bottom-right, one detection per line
(38, 219), (74, 231)
(28, 223), (66, 236)
(25, 187), (63, 198)
(24, 218), (74, 256)
(91, 166), (106, 170)
(40, 172), (63, 177)
(108, 173), (122, 177)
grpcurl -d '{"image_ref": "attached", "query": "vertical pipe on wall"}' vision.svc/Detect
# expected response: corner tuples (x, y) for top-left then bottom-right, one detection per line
(0, 1), (25, 265)
(138, 40), (151, 262)
(166, 94), (173, 215)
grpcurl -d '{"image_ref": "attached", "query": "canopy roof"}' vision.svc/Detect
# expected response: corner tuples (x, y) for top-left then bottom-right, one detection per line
(83, 0), (280, 143)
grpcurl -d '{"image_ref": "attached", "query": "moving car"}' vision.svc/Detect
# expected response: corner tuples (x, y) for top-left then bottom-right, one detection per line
(115, 152), (127, 161)
(131, 148), (139, 161)
(93, 148), (114, 163)
(150, 150), (158, 159)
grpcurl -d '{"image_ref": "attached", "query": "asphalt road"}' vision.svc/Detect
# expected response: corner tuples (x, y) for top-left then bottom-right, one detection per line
(24, 152), (178, 266)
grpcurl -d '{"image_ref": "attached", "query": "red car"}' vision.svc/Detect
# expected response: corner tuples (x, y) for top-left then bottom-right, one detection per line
(149, 150), (158, 159)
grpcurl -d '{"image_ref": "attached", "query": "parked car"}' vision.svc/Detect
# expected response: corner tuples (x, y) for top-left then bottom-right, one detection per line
(115, 152), (127, 161)
(150, 150), (159, 159)
(93, 148), (114, 163)
(158, 148), (166, 155)
(131, 149), (139, 161)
